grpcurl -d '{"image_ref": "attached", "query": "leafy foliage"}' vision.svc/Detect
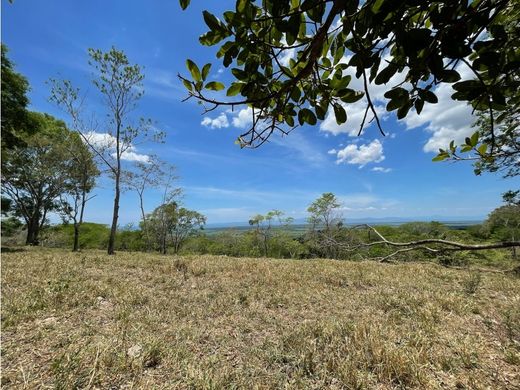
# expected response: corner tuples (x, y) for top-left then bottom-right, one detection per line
(248, 209), (294, 256)
(147, 202), (206, 254)
(179, 0), (518, 150)
(1, 113), (87, 245)
(1, 44), (32, 150)
(433, 3), (520, 175)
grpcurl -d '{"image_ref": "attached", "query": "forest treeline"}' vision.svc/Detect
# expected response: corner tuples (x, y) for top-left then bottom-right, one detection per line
(4, 191), (519, 268)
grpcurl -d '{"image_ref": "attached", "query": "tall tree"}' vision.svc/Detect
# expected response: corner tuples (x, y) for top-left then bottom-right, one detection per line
(50, 47), (163, 255)
(59, 133), (100, 251)
(1, 113), (77, 245)
(179, 0), (518, 158)
(1, 44), (32, 151)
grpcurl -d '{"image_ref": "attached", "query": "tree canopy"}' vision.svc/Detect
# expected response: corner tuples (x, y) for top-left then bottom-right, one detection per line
(1, 44), (32, 150)
(1, 113), (96, 245)
(179, 0), (519, 169)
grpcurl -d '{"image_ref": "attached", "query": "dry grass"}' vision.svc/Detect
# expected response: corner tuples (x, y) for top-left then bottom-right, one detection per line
(1, 247), (519, 389)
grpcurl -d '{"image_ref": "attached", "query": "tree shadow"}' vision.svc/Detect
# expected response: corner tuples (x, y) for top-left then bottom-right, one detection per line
(1, 246), (26, 253)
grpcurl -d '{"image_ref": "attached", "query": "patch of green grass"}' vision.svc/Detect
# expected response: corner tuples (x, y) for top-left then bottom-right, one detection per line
(1, 248), (519, 389)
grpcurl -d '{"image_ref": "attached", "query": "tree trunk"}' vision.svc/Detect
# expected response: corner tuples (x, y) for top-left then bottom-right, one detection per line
(108, 174), (120, 255)
(26, 217), (40, 246)
(138, 192), (151, 251)
(73, 189), (87, 252)
(161, 233), (167, 255)
(73, 223), (80, 252)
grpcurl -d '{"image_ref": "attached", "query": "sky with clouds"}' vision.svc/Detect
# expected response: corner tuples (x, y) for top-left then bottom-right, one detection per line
(2, 1), (515, 225)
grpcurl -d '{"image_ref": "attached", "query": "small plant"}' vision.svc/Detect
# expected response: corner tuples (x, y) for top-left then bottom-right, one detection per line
(461, 272), (482, 295)
(172, 258), (189, 279)
(143, 342), (163, 369)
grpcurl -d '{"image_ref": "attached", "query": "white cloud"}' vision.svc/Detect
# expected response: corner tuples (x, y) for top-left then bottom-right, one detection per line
(320, 56), (476, 155)
(84, 131), (116, 149)
(320, 55), (407, 137)
(83, 131), (150, 163)
(231, 107), (254, 128)
(371, 166), (392, 173)
(279, 48), (296, 67)
(331, 139), (385, 167)
(321, 100), (388, 136)
(119, 150), (150, 163)
(201, 112), (229, 129)
(402, 65), (475, 153)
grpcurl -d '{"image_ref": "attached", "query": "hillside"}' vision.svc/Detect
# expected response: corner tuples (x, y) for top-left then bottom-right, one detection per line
(2, 248), (519, 389)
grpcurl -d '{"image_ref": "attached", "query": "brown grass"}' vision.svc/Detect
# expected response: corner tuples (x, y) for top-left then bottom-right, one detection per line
(1, 248), (519, 389)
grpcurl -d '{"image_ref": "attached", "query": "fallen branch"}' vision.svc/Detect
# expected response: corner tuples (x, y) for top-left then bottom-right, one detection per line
(352, 224), (520, 251)
(316, 224), (520, 266)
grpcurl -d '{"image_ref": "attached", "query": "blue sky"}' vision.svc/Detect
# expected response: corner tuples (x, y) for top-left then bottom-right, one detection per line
(2, 0), (516, 225)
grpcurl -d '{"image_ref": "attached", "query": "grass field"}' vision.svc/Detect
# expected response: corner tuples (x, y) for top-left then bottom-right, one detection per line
(1, 248), (519, 389)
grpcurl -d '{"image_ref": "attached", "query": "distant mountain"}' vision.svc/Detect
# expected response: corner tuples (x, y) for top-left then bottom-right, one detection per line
(206, 216), (485, 228)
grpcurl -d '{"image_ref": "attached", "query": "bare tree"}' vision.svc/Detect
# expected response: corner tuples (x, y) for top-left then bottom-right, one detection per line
(123, 157), (177, 251)
(49, 47), (163, 255)
(150, 166), (182, 254)
(59, 133), (99, 251)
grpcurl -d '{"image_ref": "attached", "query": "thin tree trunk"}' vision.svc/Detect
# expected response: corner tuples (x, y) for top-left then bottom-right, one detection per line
(138, 192), (151, 251)
(108, 177), (120, 255)
(73, 223), (80, 252)
(161, 232), (167, 255)
(73, 190), (87, 252)
(108, 115), (122, 256)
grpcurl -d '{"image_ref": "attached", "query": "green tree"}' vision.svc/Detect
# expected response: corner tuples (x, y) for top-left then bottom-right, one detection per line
(503, 190), (520, 206)
(50, 47), (163, 255)
(1, 44), (32, 151)
(248, 209), (293, 256)
(1, 113), (79, 245)
(179, 0), (518, 150)
(148, 203), (206, 254)
(485, 204), (520, 258)
(307, 192), (343, 258)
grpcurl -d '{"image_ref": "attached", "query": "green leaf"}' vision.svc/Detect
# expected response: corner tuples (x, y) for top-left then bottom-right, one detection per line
(226, 82), (243, 96)
(432, 154), (448, 162)
(205, 81), (225, 91)
(414, 98), (424, 114)
(384, 87), (408, 100)
(371, 0), (385, 13)
(477, 143), (487, 155)
(186, 59), (201, 82)
(203, 11), (224, 33)
(298, 108), (317, 125)
(375, 62), (398, 85)
(339, 89), (364, 103)
(182, 79), (193, 92)
(419, 89), (438, 103)
(201, 63), (211, 81)
(179, 0), (190, 10)
(333, 104), (347, 125)
(470, 132), (479, 147)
